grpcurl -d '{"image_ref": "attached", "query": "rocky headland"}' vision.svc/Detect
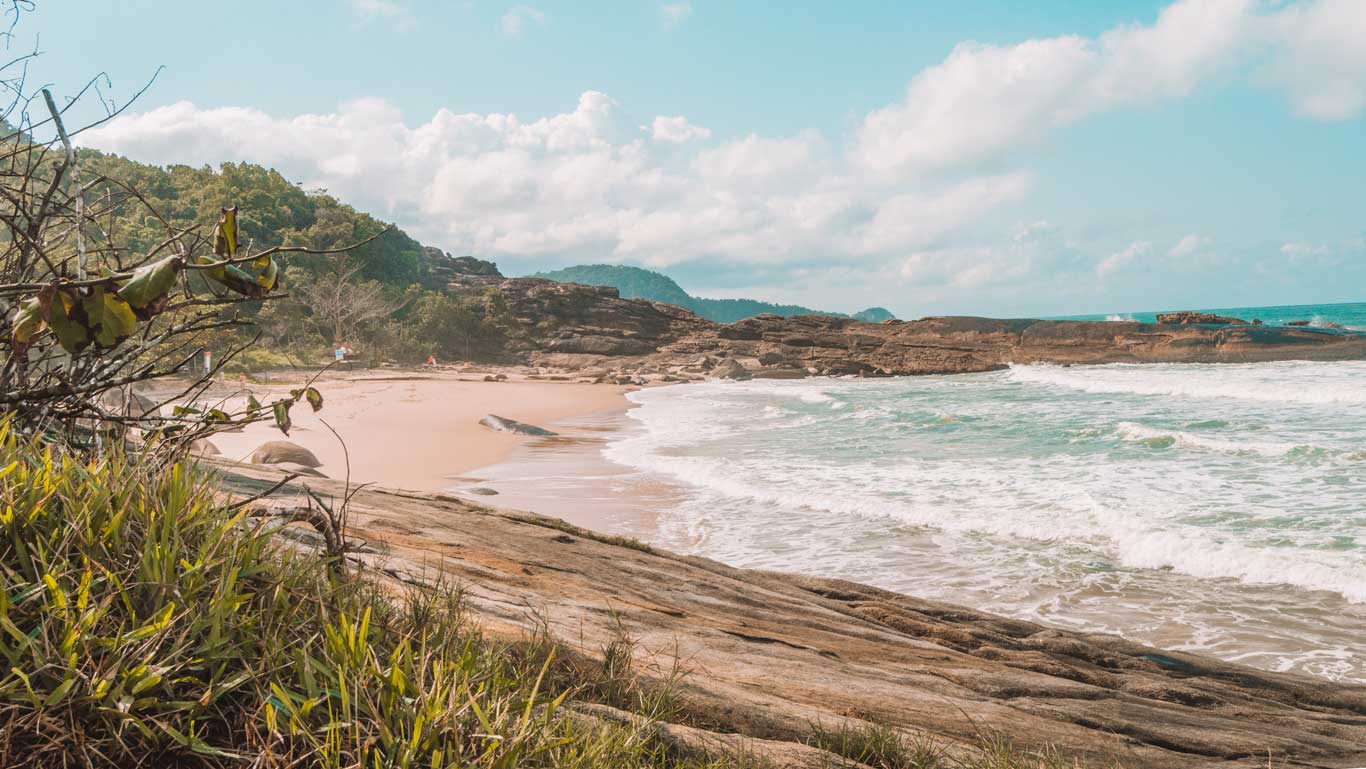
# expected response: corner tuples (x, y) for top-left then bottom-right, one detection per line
(440, 257), (1366, 380)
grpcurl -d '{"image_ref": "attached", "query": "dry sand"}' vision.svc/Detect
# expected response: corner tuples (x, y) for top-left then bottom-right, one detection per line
(206, 371), (632, 492)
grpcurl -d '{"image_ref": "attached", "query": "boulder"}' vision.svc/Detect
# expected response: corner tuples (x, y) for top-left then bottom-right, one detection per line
(479, 414), (557, 436)
(190, 439), (220, 456)
(251, 440), (323, 468)
(712, 358), (750, 380)
(1156, 311), (1248, 325)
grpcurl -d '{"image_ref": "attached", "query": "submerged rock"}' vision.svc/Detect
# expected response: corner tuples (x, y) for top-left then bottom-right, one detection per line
(251, 440), (322, 468)
(478, 414), (557, 436)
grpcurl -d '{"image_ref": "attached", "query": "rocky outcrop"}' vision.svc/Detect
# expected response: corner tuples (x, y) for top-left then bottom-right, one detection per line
(250, 440), (323, 468)
(218, 466), (1366, 769)
(1154, 311), (1248, 325)
(445, 267), (1366, 375)
(478, 414), (557, 436)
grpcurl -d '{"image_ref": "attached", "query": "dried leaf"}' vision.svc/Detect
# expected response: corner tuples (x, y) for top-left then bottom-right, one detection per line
(82, 286), (138, 347)
(11, 297), (45, 346)
(46, 289), (91, 353)
(213, 207), (238, 257)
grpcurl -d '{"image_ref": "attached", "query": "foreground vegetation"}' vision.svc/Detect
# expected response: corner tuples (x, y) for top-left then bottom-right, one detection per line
(0, 423), (1109, 768)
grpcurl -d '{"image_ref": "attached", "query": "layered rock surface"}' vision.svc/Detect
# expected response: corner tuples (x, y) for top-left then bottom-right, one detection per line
(221, 466), (1366, 769)
(446, 267), (1366, 375)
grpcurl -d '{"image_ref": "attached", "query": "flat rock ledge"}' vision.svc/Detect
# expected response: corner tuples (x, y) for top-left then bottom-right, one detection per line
(217, 465), (1366, 769)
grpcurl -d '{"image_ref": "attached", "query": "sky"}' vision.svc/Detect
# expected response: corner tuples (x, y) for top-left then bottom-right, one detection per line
(19, 0), (1366, 318)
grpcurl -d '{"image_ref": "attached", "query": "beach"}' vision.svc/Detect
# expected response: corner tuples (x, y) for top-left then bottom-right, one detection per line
(206, 370), (632, 492)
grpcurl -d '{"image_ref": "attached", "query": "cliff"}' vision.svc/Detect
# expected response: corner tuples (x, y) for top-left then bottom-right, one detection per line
(221, 466), (1366, 769)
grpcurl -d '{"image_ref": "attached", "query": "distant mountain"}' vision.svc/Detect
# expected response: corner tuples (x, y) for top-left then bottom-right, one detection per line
(530, 264), (895, 324)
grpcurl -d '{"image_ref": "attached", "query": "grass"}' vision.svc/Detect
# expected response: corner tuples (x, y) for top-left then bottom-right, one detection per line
(0, 420), (725, 768)
(0, 419), (1114, 768)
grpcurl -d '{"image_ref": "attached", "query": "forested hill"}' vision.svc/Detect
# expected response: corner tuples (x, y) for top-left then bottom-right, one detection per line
(80, 150), (433, 288)
(530, 264), (895, 323)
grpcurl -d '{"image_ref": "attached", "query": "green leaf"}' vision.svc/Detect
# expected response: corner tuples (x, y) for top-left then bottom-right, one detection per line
(290, 387), (324, 413)
(117, 256), (183, 319)
(272, 400), (292, 436)
(246, 395), (262, 420)
(206, 409), (230, 423)
(82, 286), (138, 347)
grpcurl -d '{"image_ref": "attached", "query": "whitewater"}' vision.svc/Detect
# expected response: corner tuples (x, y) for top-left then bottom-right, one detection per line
(602, 360), (1366, 681)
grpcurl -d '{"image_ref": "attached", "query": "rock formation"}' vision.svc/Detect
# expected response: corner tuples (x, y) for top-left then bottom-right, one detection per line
(218, 466), (1366, 769)
(478, 414), (557, 436)
(250, 440), (323, 468)
(443, 267), (1366, 377)
(1153, 311), (1248, 325)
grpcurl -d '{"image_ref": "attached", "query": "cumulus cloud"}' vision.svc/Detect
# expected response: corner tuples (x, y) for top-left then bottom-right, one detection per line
(81, 92), (1033, 272)
(501, 5), (547, 39)
(1096, 241), (1152, 277)
(854, 0), (1366, 176)
(1169, 234), (1212, 258)
(651, 115), (711, 143)
(1263, 0), (1366, 120)
(855, 0), (1255, 175)
(660, 2), (692, 29)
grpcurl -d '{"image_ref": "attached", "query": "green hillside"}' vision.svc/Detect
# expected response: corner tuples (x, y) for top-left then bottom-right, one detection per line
(531, 264), (895, 323)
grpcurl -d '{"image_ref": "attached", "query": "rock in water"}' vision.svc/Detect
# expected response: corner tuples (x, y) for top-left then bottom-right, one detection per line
(478, 414), (557, 436)
(251, 440), (323, 468)
(712, 358), (751, 380)
(1156, 311), (1249, 325)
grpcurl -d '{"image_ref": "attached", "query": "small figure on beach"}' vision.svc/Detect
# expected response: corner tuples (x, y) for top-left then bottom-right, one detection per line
(426, 354), (437, 367)
(334, 342), (353, 363)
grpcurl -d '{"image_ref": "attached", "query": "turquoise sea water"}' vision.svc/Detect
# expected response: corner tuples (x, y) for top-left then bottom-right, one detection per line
(598, 303), (1366, 682)
(1053, 300), (1366, 330)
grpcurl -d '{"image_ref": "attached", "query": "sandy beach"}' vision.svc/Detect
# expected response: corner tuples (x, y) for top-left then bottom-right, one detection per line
(205, 370), (632, 492)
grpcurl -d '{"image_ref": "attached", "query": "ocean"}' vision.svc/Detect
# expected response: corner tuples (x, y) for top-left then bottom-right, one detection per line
(468, 301), (1366, 682)
(1053, 299), (1366, 330)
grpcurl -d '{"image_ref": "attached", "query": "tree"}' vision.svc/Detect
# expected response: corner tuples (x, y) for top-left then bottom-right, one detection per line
(292, 252), (416, 348)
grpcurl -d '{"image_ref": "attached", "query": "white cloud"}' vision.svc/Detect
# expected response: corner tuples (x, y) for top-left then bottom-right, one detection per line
(501, 5), (547, 39)
(661, 2), (693, 29)
(1168, 234), (1212, 258)
(80, 93), (1034, 273)
(651, 115), (711, 143)
(1263, 0), (1366, 120)
(855, 0), (1255, 175)
(1096, 240), (1151, 276)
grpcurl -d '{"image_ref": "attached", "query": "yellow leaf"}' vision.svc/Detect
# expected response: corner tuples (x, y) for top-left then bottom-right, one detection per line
(213, 207), (238, 257)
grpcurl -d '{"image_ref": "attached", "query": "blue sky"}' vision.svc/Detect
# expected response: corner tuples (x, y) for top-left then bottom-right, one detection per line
(25, 0), (1366, 317)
